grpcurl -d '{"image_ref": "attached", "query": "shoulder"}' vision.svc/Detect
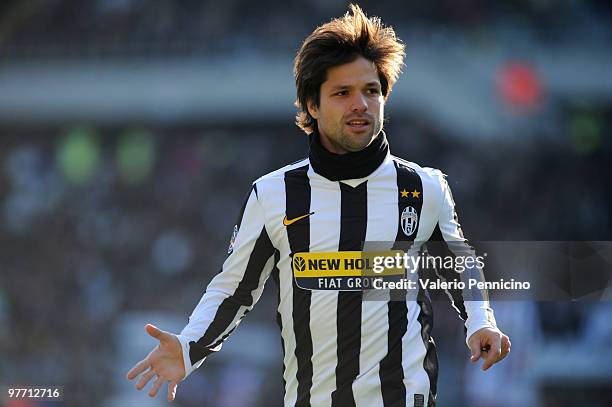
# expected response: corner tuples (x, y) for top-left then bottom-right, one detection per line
(252, 157), (310, 196)
(389, 155), (447, 187)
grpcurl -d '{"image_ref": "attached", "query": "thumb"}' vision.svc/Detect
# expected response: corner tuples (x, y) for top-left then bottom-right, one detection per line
(146, 324), (170, 342)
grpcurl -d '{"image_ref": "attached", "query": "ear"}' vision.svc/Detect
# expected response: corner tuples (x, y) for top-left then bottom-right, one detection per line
(307, 99), (319, 120)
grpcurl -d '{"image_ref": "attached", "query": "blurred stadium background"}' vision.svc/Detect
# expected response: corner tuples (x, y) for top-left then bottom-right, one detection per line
(0, 0), (611, 406)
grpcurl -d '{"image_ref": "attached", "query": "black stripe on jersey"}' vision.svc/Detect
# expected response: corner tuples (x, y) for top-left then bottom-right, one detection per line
(284, 164), (313, 407)
(417, 293), (438, 407)
(379, 161), (424, 406)
(393, 160), (424, 244)
(389, 161), (436, 406)
(427, 224), (468, 322)
(379, 299), (408, 406)
(331, 181), (368, 407)
(271, 249), (287, 397)
(392, 160), (424, 299)
(189, 224), (275, 364)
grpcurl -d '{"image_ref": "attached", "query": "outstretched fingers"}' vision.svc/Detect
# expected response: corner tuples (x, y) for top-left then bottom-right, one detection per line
(127, 357), (151, 381)
(167, 381), (178, 402)
(149, 374), (165, 397)
(136, 369), (156, 390)
(127, 324), (183, 401)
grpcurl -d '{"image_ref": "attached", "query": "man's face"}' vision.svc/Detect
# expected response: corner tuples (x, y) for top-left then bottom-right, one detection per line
(308, 56), (385, 154)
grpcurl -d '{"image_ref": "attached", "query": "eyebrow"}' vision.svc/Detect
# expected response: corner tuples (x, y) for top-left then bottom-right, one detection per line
(330, 81), (381, 90)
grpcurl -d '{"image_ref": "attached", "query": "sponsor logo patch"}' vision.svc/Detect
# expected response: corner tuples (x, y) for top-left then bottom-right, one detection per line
(292, 250), (405, 291)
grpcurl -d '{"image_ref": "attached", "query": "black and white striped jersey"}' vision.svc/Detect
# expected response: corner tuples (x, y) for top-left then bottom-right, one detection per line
(176, 133), (496, 407)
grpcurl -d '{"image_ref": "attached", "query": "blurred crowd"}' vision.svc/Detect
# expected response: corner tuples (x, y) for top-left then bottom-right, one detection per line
(0, 106), (610, 406)
(1, 0), (611, 59)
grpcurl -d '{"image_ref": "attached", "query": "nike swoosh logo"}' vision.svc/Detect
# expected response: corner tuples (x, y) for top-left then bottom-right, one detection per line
(283, 212), (315, 226)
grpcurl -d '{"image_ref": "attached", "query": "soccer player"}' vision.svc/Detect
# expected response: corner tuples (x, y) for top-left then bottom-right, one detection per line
(127, 5), (510, 406)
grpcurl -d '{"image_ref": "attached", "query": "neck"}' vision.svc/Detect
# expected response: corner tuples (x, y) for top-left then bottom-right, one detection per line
(319, 132), (352, 154)
(308, 130), (389, 181)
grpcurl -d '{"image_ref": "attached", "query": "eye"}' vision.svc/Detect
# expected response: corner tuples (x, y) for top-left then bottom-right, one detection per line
(334, 90), (348, 96)
(367, 88), (381, 95)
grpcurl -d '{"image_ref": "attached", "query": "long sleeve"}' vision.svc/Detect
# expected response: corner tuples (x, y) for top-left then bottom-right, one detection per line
(175, 184), (277, 377)
(427, 173), (497, 345)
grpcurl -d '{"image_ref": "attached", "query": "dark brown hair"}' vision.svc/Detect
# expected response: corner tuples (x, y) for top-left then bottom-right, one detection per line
(294, 4), (405, 134)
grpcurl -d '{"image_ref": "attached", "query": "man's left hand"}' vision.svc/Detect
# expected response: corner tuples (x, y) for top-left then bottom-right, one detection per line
(467, 327), (511, 371)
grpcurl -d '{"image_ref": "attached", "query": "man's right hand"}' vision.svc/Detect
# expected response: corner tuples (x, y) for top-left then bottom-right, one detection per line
(126, 324), (186, 402)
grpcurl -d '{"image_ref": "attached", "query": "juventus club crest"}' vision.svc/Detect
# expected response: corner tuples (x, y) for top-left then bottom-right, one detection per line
(401, 206), (418, 236)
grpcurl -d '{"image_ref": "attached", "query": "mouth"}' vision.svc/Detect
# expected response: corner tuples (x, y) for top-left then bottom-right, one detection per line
(345, 118), (371, 132)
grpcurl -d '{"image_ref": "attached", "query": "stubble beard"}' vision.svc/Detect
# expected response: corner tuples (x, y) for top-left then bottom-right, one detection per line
(337, 119), (382, 153)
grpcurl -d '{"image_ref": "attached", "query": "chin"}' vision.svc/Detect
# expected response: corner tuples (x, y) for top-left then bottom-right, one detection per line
(345, 139), (373, 152)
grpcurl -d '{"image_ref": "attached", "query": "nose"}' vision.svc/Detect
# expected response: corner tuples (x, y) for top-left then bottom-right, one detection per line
(350, 93), (368, 112)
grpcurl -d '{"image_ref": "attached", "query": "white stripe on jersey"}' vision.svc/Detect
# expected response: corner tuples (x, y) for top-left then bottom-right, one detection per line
(308, 165), (341, 407)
